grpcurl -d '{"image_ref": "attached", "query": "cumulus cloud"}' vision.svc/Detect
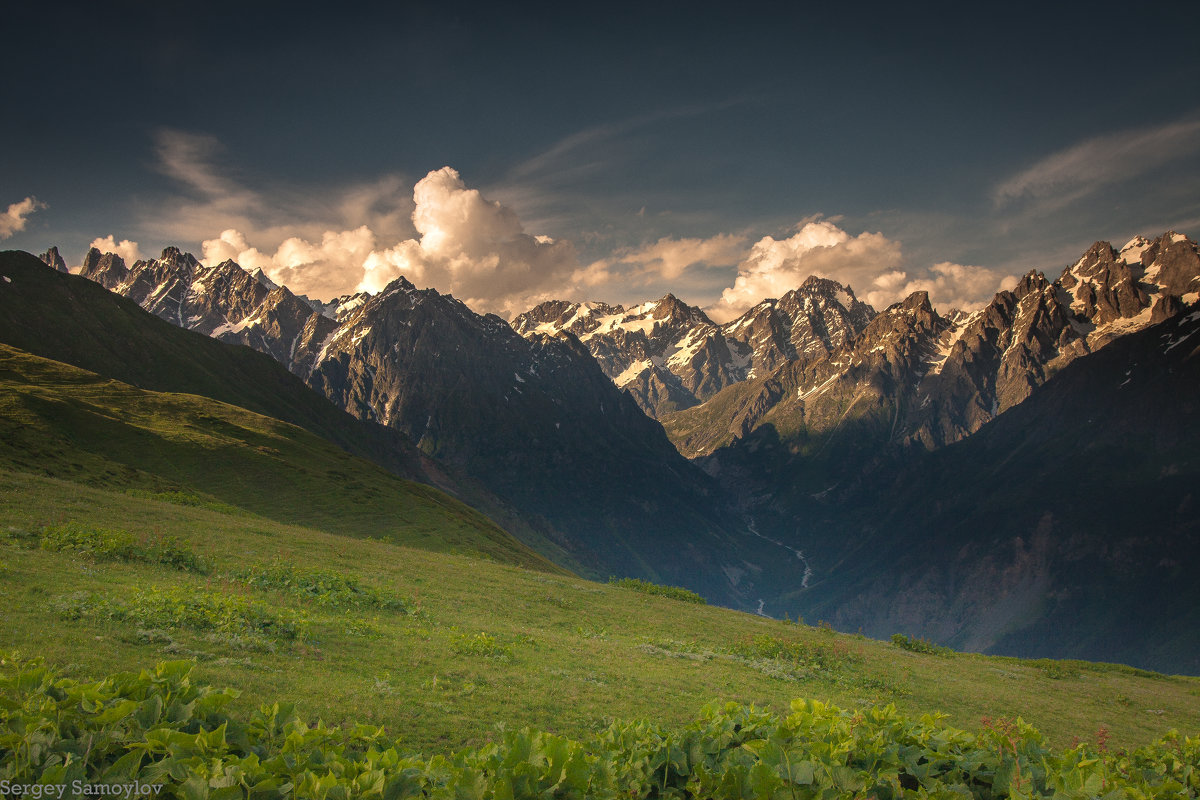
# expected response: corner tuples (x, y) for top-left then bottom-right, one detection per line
(1, 196), (46, 239)
(88, 235), (142, 265)
(199, 168), (580, 313)
(704, 220), (1014, 321)
(707, 221), (902, 321)
(356, 167), (579, 315)
(994, 117), (1200, 210)
(201, 229), (273, 272)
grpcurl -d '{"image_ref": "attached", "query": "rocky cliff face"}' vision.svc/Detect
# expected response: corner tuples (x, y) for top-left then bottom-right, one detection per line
(290, 277), (759, 601)
(37, 246), (67, 273)
(513, 295), (739, 416)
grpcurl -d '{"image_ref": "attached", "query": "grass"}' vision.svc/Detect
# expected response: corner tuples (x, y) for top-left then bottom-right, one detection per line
(1, 470), (1197, 756)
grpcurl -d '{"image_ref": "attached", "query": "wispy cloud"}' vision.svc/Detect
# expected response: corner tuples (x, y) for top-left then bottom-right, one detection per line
(994, 116), (1200, 211)
(508, 100), (748, 183)
(616, 233), (748, 280)
(155, 130), (253, 203)
(495, 100), (752, 236)
(0, 196), (46, 239)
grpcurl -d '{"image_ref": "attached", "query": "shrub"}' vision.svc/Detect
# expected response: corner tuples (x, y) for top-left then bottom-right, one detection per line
(607, 576), (707, 604)
(892, 632), (954, 656)
(726, 633), (856, 673)
(452, 631), (515, 661)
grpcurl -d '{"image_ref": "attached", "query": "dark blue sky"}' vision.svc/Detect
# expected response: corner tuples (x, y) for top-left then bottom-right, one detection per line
(4, 1), (1199, 315)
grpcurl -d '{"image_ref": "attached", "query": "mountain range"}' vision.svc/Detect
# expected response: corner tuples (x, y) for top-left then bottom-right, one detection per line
(7, 228), (1198, 672)
(37, 248), (777, 604)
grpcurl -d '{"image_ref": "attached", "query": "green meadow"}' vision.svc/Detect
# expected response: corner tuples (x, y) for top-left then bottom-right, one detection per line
(2, 470), (1196, 756)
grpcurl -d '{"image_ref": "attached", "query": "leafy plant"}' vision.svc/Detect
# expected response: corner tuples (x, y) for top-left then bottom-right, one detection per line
(2, 658), (1196, 798)
(230, 562), (414, 612)
(53, 586), (307, 647)
(37, 522), (210, 573)
(451, 631), (518, 661)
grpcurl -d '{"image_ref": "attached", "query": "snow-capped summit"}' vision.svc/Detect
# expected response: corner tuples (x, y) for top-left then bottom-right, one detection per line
(513, 295), (742, 416)
(720, 276), (877, 379)
(512, 278), (877, 417)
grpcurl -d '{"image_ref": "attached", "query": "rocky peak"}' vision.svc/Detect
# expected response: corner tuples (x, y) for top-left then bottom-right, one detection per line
(38, 246), (68, 273)
(1141, 230), (1200, 298)
(511, 300), (627, 338)
(651, 293), (710, 326)
(899, 290), (933, 313)
(78, 247), (129, 289)
(853, 291), (944, 355)
(249, 267), (278, 291)
(1119, 235), (1153, 267)
(158, 246), (200, 272)
(794, 275), (854, 301)
(514, 300), (583, 329)
(722, 276), (877, 376)
(304, 290), (373, 322)
(1059, 243), (1148, 326)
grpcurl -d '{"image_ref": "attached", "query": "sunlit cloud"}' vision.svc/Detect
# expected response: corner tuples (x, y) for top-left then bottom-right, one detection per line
(703, 221), (1014, 321)
(706, 221), (901, 321)
(869, 261), (1018, 313)
(88, 235), (142, 265)
(994, 116), (1200, 211)
(616, 233), (748, 280)
(358, 167), (579, 316)
(1, 196), (46, 239)
(203, 227), (378, 300)
(195, 167), (579, 312)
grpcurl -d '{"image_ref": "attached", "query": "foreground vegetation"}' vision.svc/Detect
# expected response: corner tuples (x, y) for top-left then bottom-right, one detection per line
(3, 658), (1197, 798)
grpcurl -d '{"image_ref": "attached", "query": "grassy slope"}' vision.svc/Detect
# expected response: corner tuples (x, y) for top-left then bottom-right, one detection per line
(1, 472), (1196, 755)
(0, 343), (560, 572)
